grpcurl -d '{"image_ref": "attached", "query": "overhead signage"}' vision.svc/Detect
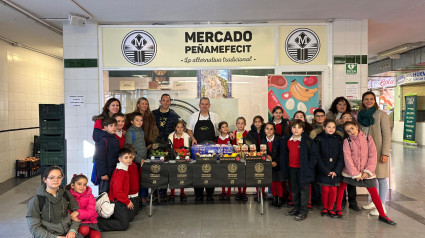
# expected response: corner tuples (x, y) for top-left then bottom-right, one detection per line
(279, 25), (327, 65)
(102, 26), (275, 68)
(397, 70), (425, 85)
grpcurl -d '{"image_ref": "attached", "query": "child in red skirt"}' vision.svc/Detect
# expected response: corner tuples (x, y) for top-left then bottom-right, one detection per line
(168, 120), (191, 201)
(215, 121), (232, 200)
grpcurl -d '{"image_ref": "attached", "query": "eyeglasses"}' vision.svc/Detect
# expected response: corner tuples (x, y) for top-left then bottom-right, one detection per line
(342, 116), (353, 119)
(47, 176), (63, 181)
(314, 115), (325, 118)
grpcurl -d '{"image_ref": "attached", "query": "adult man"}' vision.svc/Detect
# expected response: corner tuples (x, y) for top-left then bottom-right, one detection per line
(152, 94), (180, 141)
(187, 97), (221, 201)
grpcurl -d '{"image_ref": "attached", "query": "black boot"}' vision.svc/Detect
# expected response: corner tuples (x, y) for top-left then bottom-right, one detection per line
(271, 196), (278, 207)
(277, 197), (283, 208)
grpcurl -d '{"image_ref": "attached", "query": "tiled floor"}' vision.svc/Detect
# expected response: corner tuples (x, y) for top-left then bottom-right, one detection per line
(1, 142), (424, 238)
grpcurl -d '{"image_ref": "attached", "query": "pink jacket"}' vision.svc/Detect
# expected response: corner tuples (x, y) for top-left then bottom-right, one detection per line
(342, 130), (377, 179)
(69, 186), (98, 224)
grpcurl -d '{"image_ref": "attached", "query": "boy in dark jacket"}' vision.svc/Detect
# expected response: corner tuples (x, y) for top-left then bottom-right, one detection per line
(94, 118), (120, 194)
(98, 148), (134, 231)
(280, 119), (319, 221)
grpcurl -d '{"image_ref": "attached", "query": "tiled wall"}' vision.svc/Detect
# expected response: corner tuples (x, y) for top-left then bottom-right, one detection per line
(0, 40), (64, 183)
(63, 23), (99, 192)
(332, 19), (368, 99)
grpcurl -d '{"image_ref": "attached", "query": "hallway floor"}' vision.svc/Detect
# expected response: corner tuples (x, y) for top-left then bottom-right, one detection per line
(1, 142), (424, 238)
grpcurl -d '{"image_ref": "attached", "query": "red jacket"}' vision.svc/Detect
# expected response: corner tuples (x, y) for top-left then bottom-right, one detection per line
(69, 186), (97, 224)
(109, 164), (130, 205)
(128, 162), (139, 196)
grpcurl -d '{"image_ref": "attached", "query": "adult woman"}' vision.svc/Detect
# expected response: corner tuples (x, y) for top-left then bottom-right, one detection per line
(357, 91), (391, 216)
(326, 96), (352, 125)
(92, 97), (122, 142)
(127, 97), (159, 150)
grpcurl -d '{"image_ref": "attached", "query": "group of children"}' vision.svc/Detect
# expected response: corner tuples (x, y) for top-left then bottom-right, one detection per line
(26, 104), (395, 237)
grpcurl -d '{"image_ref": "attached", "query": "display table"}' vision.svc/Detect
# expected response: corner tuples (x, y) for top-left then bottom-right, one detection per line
(141, 160), (272, 216)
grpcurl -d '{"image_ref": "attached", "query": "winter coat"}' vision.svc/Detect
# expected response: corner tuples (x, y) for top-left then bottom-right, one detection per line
(269, 119), (290, 136)
(168, 131), (191, 148)
(342, 130), (377, 179)
(359, 109), (391, 178)
(279, 133), (319, 183)
(125, 125), (147, 164)
(69, 186), (97, 224)
(310, 128), (344, 143)
(27, 185), (80, 238)
(261, 135), (281, 174)
(152, 108), (180, 141)
(315, 132), (344, 185)
(125, 111), (159, 146)
(92, 112), (109, 143)
(94, 130), (120, 179)
(248, 124), (266, 152)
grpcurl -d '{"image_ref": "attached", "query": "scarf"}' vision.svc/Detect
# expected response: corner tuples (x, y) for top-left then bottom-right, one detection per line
(357, 107), (376, 127)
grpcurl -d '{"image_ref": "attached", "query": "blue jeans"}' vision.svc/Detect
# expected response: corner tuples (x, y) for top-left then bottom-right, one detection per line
(376, 178), (388, 204)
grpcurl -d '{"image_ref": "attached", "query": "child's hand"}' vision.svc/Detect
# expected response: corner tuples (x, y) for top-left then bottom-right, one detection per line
(101, 175), (109, 180)
(192, 139), (198, 145)
(70, 211), (79, 220)
(66, 231), (76, 238)
(146, 144), (152, 150)
(122, 130), (126, 136)
(272, 161), (277, 167)
(229, 132), (235, 140)
(361, 172), (369, 180)
(328, 172), (337, 178)
(127, 201), (134, 210)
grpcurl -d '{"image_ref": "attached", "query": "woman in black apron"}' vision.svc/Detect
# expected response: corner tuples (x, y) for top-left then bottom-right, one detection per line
(194, 113), (216, 201)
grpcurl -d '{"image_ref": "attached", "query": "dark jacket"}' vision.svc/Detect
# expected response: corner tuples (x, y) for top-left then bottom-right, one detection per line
(92, 112), (109, 143)
(152, 108), (180, 140)
(125, 125), (147, 164)
(315, 132), (344, 185)
(248, 124), (266, 151)
(94, 130), (120, 179)
(262, 135), (281, 173)
(27, 185), (80, 238)
(279, 133), (319, 183)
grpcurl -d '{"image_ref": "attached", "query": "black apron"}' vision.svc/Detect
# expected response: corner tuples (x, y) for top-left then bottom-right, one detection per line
(193, 112), (216, 143)
(193, 112), (216, 196)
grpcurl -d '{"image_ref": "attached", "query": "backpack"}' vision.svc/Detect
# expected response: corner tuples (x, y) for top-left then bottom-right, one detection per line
(37, 190), (70, 213)
(95, 192), (115, 218)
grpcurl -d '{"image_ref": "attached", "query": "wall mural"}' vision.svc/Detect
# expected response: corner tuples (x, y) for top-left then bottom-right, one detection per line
(268, 75), (319, 121)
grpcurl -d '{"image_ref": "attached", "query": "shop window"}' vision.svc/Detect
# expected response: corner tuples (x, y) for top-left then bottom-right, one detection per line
(103, 69), (274, 131)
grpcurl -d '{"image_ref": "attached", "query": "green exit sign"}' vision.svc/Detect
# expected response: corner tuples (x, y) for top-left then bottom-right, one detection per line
(346, 63), (358, 75)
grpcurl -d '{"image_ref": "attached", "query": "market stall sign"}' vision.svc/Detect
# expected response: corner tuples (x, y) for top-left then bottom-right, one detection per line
(397, 70), (425, 85)
(102, 26), (275, 68)
(140, 163), (169, 188)
(168, 163), (193, 189)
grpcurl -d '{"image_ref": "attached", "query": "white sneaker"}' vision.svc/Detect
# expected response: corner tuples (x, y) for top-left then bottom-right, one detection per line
(362, 202), (375, 210)
(369, 208), (379, 216)
(369, 204), (386, 216)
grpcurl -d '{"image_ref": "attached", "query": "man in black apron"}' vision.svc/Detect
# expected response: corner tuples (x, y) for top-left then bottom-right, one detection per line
(187, 97), (220, 201)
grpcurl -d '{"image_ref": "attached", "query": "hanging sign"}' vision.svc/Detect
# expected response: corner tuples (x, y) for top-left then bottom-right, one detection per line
(403, 94), (417, 144)
(102, 26), (275, 68)
(345, 63), (358, 75)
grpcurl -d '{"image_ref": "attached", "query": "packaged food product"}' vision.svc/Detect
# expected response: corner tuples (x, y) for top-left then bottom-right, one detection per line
(242, 144), (248, 152)
(249, 144), (256, 151)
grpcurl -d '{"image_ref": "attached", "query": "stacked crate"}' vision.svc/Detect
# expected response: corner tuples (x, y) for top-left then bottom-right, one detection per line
(39, 104), (67, 186)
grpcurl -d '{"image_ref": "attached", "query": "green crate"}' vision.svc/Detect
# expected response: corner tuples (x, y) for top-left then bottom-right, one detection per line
(40, 137), (65, 152)
(39, 104), (64, 120)
(40, 119), (65, 136)
(40, 151), (66, 165)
